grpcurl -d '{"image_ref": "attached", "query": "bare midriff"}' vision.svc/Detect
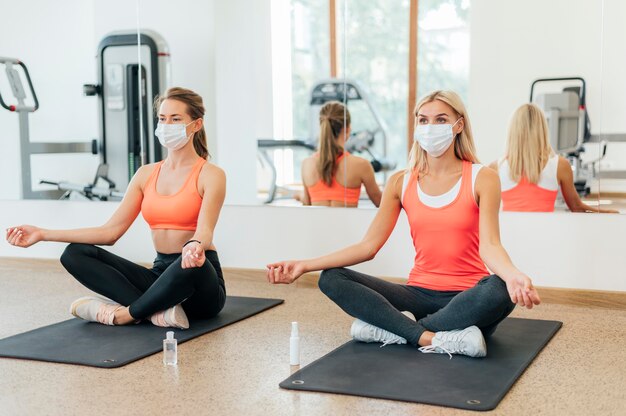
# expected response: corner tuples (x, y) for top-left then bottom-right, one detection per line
(151, 229), (217, 254)
(311, 200), (358, 208)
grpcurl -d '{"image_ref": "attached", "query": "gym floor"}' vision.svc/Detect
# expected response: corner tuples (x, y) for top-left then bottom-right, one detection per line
(0, 258), (624, 415)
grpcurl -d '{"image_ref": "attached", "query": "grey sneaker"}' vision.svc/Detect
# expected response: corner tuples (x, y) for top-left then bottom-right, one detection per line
(350, 311), (415, 347)
(419, 325), (487, 359)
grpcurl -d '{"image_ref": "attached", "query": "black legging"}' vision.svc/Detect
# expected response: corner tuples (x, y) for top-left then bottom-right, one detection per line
(60, 243), (226, 320)
(319, 267), (515, 346)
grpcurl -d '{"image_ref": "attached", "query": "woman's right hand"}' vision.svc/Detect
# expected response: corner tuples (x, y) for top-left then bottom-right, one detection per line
(266, 260), (307, 284)
(5, 225), (44, 248)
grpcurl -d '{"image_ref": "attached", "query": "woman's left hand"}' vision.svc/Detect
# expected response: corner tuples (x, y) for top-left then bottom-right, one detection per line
(181, 242), (205, 269)
(506, 273), (541, 309)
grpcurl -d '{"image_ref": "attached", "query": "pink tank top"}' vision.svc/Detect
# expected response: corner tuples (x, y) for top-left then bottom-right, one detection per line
(501, 178), (558, 212)
(402, 161), (489, 291)
(308, 152), (361, 204)
(499, 156), (559, 212)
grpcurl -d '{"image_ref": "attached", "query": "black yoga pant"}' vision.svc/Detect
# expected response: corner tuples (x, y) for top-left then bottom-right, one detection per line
(318, 267), (515, 346)
(60, 243), (226, 320)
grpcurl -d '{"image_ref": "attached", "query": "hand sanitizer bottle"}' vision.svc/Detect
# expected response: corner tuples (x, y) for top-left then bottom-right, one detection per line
(290, 322), (300, 366)
(163, 331), (177, 365)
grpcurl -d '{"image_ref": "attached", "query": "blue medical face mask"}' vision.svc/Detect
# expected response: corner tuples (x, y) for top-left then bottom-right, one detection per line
(155, 121), (195, 150)
(414, 118), (463, 157)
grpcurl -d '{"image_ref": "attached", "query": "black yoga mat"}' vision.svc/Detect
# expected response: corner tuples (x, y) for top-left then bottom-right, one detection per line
(281, 317), (561, 411)
(0, 296), (283, 368)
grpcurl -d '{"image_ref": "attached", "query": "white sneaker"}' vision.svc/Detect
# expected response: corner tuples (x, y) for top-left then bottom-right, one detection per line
(350, 311), (415, 347)
(150, 304), (189, 330)
(419, 325), (487, 359)
(70, 296), (121, 326)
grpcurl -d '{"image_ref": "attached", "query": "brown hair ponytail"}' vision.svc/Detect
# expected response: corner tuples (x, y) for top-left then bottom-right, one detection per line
(318, 101), (350, 185)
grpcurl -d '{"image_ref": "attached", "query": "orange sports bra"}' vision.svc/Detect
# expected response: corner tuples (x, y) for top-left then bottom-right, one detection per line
(308, 152), (361, 205)
(141, 158), (205, 231)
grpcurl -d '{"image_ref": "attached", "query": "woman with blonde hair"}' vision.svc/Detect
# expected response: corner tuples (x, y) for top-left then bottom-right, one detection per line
(6, 87), (227, 329)
(268, 91), (540, 358)
(301, 101), (382, 207)
(491, 103), (616, 213)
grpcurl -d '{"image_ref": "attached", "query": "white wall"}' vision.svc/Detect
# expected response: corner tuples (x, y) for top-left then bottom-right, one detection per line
(214, 0), (274, 205)
(0, 0), (219, 199)
(0, 0), (99, 199)
(469, 0), (626, 166)
(1, 200), (625, 292)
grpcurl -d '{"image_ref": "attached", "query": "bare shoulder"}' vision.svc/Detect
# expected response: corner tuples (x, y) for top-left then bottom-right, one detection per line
(346, 153), (374, 175)
(487, 160), (499, 171)
(302, 154), (317, 167)
(476, 165), (500, 190)
(346, 153), (370, 166)
(556, 156), (573, 179)
(131, 162), (158, 189)
(135, 162), (158, 176)
(557, 155), (571, 170)
(387, 170), (407, 195)
(388, 169), (406, 182)
(199, 161), (226, 182)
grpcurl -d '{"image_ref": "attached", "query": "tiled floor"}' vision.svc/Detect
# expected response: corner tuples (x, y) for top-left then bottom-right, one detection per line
(0, 258), (625, 415)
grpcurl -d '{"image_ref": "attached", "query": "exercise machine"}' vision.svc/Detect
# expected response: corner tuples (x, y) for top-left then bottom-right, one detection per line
(83, 30), (171, 191)
(0, 57), (96, 199)
(40, 164), (124, 201)
(0, 31), (171, 200)
(531, 77), (606, 196)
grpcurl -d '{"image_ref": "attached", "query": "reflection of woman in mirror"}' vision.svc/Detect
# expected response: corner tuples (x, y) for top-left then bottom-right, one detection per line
(268, 91), (540, 358)
(300, 101), (382, 207)
(490, 103), (618, 213)
(5, 87), (226, 329)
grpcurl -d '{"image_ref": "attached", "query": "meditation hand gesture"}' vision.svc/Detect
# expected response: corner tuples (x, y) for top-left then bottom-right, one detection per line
(6, 225), (43, 248)
(506, 273), (541, 309)
(266, 260), (306, 284)
(182, 241), (206, 269)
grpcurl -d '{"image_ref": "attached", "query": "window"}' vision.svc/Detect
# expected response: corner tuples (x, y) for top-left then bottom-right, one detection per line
(418, 0), (470, 101)
(264, 0), (470, 201)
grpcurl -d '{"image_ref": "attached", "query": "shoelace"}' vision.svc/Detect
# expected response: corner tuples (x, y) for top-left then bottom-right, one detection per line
(355, 320), (406, 348)
(380, 338), (401, 348)
(419, 344), (453, 359)
(374, 327), (405, 348)
(151, 310), (168, 327)
(96, 304), (122, 326)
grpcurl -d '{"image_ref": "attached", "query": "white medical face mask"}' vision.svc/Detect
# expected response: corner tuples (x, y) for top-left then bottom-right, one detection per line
(155, 121), (195, 150)
(414, 118), (462, 157)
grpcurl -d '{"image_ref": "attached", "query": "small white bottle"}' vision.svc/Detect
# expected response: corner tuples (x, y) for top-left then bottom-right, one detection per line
(163, 331), (177, 365)
(290, 321), (300, 366)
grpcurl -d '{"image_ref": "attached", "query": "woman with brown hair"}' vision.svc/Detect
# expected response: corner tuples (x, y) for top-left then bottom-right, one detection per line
(5, 87), (227, 329)
(268, 91), (541, 358)
(301, 101), (382, 207)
